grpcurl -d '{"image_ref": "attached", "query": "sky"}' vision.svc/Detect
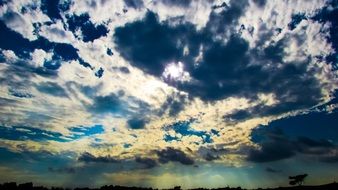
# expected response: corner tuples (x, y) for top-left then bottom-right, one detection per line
(0, 0), (337, 189)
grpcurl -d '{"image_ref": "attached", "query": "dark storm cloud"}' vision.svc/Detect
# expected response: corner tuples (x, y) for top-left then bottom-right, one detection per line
(127, 118), (147, 129)
(252, 0), (266, 7)
(254, 110), (338, 142)
(78, 152), (119, 163)
(35, 82), (68, 97)
(66, 13), (109, 42)
(296, 137), (335, 155)
(156, 147), (194, 165)
(247, 112), (338, 163)
(114, 0), (248, 82)
(247, 130), (296, 162)
(182, 36), (251, 100)
(85, 91), (152, 125)
(247, 133), (337, 163)
(114, 11), (191, 76)
(88, 93), (123, 114)
(204, 152), (220, 161)
(135, 157), (157, 169)
(114, 0), (325, 120)
(124, 0), (144, 9)
(158, 92), (188, 117)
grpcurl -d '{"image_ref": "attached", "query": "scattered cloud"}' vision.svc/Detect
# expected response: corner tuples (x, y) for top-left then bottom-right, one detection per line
(0, 0), (337, 187)
(78, 152), (120, 163)
(156, 147), (194, 165)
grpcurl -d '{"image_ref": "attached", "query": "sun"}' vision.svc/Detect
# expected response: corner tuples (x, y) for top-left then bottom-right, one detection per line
(162, 61), (191, 82)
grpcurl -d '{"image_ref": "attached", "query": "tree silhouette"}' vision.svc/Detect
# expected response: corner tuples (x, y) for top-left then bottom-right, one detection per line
(289, 174), (308, 186)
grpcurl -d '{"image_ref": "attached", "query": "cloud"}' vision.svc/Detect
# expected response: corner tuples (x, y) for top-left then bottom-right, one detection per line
(127, 118), (148, 129)
(204, 152), (220, 161)
(288, 13), (307, 30)
(39, 21), (76, 44)
(247, 111), (338, 163)
(0, 19), (92, 69)
(113, 1), (331, 124)
(124, 0), (144, 10)
(112, 66), (130, 74)
(160, 0), (192, 8)
(252, 0), (266, 8)
(206, 0), (248, 34)
(247, 134), (338, 163)
(85, 90), (153, 123)
(8, 88), (33, 98)
(78, 152), (119, 163)
(247, 131), (296, 162)
(0, 11), (36, 40)
(87, 93), (124, 114)
(157, 92), (187, 117)
(0, 0), (337, 180)
(296, 136), (335, 154)
(114, 11), (189, 76)
(312, 1), (338, 65)
(135, 157), (157, 169)
(35, 82), (68, 97)
(156, 147), (194, 165)
(66, 13), (109, 42)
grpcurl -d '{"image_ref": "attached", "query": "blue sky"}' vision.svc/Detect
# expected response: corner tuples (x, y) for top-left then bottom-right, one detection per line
(0, 0), (337, 189)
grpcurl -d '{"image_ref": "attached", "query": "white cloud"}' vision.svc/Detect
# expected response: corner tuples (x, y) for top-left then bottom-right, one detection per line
(30, 49), (53, 68)
(39, 20), (77, 43)
(0, 0), (337, 168)
(0, 0), (50, 40)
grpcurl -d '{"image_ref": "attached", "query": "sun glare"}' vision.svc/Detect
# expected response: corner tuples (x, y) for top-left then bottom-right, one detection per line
(162, 61), (191, 82)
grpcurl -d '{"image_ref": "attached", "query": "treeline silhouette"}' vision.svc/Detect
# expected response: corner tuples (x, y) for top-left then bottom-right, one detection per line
(0, 182), (338, 190)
